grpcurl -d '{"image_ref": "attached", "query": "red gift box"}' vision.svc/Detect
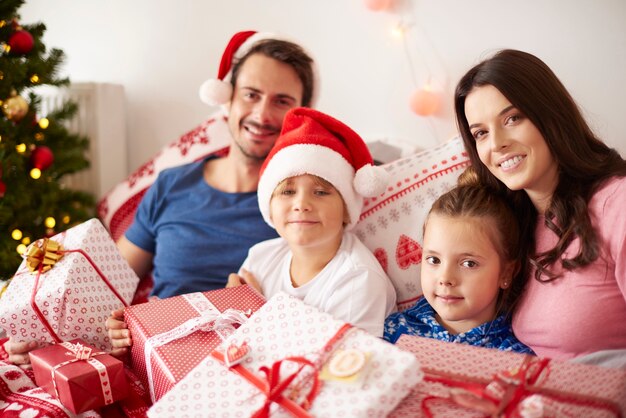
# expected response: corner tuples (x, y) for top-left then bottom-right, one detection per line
(29, 338), (129, 414)
(125, 285), (266, 402)
(390, 335), (626, 417)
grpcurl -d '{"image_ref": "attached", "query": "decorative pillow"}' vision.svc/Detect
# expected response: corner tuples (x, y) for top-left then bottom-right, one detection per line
(97, 108), (231, 242)
(354, 138), (470, 311)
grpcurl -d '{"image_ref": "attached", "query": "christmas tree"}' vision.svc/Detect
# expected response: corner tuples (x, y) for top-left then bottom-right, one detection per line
(0, 0), (94, 279)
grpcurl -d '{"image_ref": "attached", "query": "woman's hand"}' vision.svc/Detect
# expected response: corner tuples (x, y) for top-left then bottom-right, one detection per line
(106, 307), (132, 358)
(226, 268), (263, 294)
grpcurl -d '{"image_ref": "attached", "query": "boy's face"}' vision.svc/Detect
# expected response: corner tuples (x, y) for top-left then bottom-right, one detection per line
(270, 175), (346, 252)
(420, 214), (512, 335)
(227, 53), (304, 162)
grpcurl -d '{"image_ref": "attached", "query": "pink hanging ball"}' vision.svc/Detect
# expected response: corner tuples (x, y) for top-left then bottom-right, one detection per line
(410, 88), (440, 116)
(364, 0), (393, 11)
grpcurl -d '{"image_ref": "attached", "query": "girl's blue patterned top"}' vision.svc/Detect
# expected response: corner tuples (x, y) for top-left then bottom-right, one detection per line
(384, 297), (534, 354)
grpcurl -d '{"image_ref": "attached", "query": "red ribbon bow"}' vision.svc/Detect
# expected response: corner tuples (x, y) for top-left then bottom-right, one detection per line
(211, 323), (354, 417)
(252, 356), (320, 418)
(423, 356), (622, 417)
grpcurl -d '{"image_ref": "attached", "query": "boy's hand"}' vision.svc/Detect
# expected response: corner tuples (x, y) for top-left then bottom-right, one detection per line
(106, 307), (132, 357)
(226, 268), (263, 294)
(3, 338), (41, 369)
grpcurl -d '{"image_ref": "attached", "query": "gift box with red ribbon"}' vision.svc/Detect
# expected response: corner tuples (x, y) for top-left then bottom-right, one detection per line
(29, 338), (129, 414)
(125, 285), (266, 403)
(0, 218), (139, 352)
(147, 292), (423, 418)
(389, 335), (626, 418)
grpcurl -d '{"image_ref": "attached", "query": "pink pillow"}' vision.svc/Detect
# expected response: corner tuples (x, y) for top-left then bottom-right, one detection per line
(354, 138), (470, 311)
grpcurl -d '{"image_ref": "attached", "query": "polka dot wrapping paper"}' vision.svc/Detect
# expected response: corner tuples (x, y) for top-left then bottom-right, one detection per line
(0, 218), (139, 352)
(389, 335), (626, 417)
(124, 285), (266, 403)
(147, 292), (423, 418)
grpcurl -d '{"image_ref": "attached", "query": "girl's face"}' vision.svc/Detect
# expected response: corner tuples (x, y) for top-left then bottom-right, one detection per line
(270, 174), (346, 252)
(464, 84), (559, 212)
(420, 213), (514, 335)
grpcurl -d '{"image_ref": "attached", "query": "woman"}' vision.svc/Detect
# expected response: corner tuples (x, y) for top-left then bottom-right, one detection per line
(454, 49), (626, 363)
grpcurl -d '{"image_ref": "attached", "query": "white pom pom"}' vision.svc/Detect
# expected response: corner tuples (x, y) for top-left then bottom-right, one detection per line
(198, 79), (233, 106)
(354, 164), (390, 197)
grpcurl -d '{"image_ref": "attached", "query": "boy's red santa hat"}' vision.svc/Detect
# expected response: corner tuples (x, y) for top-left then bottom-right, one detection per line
(258, 107), (390, 230)
(199, 30), (319, 107)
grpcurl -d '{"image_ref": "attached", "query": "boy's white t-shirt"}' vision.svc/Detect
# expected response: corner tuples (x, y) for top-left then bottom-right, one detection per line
(239, 232), (397, 337)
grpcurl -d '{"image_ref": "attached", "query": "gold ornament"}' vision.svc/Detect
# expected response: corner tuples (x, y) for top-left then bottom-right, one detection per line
(2, 93), (29, 121)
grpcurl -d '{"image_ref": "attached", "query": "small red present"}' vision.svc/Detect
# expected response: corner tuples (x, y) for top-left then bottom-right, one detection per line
(390, 335), (626, 417)
(125, 285), (266, 402)
(29, 338), (129, 414)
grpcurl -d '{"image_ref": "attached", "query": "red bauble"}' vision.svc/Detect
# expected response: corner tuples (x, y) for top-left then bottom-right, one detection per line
(8, 30), (35, 55)
(0, 180), (5, 198)
(31, 146), (54, 170)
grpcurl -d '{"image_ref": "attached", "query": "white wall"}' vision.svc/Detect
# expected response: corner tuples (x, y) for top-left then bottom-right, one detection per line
(20, 0), (626, 176)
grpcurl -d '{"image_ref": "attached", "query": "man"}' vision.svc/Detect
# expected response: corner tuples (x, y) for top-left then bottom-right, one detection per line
(3, 30), (317, 364)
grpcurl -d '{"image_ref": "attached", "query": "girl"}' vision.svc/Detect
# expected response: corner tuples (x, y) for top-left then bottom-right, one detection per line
(454, 49), (626, 362)
(384, 167), (533, 354)
(227, 107), (397, 337)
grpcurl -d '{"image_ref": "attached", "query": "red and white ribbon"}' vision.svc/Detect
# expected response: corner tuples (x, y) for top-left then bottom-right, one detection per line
(211, 323), (355, 417)
(51, 341), (113, 406)
(144, 292), (251, 402)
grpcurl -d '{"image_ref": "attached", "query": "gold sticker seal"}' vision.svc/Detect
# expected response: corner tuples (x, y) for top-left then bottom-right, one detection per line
(327, 349), (366, 378)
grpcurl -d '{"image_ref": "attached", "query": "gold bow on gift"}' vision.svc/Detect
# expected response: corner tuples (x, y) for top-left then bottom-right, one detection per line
(25, 238), (64, 273)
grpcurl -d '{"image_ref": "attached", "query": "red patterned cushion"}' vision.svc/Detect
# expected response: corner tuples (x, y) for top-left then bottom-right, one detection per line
(354, 138), (470, 311)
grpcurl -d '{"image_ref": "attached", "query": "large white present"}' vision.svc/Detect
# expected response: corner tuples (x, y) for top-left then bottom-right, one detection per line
(0, 218), (139, 351)
(148, 292), (423, 417)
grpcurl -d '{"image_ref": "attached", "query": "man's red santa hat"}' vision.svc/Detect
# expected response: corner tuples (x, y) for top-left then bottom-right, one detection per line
(258, 107), (390, 230)
(199, 30), (319, 107)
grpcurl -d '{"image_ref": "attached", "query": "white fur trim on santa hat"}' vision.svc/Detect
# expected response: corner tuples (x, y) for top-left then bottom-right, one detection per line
(258, 143), (362, 231)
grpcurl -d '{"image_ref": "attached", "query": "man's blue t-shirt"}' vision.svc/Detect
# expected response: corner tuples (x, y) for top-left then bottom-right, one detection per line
(125, 157), (278, 299)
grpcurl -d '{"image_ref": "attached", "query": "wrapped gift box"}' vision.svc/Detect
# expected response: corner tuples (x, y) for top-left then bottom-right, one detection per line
(0, 218), (139, 352)
(147, 292), (423, 417)
(29, 338), (129, 414)
(390, 335), (626, 417)
(125, 285), (266, 402)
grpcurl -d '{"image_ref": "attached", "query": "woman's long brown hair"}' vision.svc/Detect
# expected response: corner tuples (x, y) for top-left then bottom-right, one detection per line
(454, 49), (626, 282)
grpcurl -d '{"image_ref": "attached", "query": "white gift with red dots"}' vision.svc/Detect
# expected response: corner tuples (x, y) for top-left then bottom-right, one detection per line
(148, 292), (423, 417)
(0, 218), (139, 352)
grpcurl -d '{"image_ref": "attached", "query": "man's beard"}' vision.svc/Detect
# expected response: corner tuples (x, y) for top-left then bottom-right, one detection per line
(233, 138), (268, 162)
(233, 119), (280, 162)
